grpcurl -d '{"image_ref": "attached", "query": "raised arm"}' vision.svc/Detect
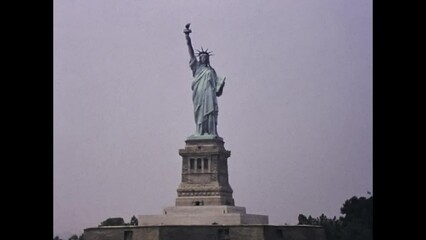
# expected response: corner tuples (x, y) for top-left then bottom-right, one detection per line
(184, 23), (195, 60)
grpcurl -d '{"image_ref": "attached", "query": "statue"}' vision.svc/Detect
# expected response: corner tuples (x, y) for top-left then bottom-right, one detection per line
(184, 23), (226, 137)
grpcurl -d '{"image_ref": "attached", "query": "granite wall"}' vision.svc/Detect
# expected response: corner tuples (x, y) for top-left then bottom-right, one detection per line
(84, 225), (326, 240)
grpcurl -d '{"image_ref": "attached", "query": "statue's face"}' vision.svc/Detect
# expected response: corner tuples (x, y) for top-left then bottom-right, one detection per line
(199, 54), (209, 64)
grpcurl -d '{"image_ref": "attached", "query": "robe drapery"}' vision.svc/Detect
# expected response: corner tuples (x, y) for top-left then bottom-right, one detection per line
(189, 57), (225, 135)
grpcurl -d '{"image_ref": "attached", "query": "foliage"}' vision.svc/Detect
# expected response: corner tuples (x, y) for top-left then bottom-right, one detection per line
(340, 196), (372, 240)
(130, 215), (139, 226)
(68, 235), (78, 240)
(297, 195), (372, 240)
(99, 217), (125, 226)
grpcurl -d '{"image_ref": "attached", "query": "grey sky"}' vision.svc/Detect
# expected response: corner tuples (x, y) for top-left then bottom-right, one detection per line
(54, 0), (372, 237)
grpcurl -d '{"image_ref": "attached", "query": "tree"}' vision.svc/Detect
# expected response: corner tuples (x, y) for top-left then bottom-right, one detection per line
(340, 196), (372, 240)
(130, 215), (138, 226)
(99, 217), (125, 226)
(297, 214), (309, 225)
(297, 195), (372, 240)
(298, 213), (341, 240)
(68, 235), (78, 240)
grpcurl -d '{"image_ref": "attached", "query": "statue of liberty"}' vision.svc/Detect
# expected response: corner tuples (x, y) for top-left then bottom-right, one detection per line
(184, 24), (226, 137)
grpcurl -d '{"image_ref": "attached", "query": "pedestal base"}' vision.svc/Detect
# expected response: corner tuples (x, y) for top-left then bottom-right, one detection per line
(84, 224), (327, 240)
(138, 206), (268, 226)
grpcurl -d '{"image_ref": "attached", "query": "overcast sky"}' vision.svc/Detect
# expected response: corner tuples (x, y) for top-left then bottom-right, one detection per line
(54, 0), (372, 238)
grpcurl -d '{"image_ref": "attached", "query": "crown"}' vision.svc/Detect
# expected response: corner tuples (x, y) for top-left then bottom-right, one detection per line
(196, 47), (213, 56)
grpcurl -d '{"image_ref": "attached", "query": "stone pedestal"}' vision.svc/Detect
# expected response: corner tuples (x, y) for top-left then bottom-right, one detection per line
(176, 136), (234, 206)
(139, 135), (269, 226)
(139, 206), (268, 226)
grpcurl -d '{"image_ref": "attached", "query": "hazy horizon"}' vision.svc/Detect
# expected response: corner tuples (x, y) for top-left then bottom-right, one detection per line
(54, 0), (372, 238)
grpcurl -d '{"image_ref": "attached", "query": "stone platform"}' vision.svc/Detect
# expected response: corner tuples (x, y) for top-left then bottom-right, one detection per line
(137, 136), (268, 226)
(139, 206), (268, 226)
(84, 225), (327, 240)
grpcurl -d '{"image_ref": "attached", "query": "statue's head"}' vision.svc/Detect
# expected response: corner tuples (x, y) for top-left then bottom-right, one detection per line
(199, 53), (210, 64)
(196, 47), (213, 65)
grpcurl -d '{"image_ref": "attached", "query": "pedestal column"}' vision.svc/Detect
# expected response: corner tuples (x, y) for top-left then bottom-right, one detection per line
(176, 136), (235, 206)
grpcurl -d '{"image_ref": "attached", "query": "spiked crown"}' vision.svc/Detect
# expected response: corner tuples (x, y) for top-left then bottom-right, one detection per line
(196, 47), (213, 57)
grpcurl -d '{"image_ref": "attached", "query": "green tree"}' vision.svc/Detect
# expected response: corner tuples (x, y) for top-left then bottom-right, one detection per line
(68, 234), (78, 240)
(298, 213), (341, 240)
(130, 215), (138, 226)
(340, 196), (372, 240)
(297, 195), (372, 240)
(297, 214), (309, 225)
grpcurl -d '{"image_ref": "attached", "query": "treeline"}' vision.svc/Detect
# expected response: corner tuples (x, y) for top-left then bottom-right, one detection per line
(53, 234), (83, 240)
(298, 195), (372, 240)
(54, 215), (138, 240)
